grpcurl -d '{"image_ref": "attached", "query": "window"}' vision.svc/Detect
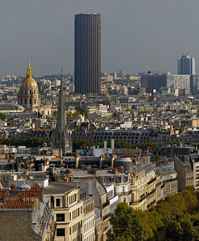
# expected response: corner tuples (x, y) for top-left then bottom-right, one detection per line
(50, 196), (54, 208)
(72, 208), (80, 219)
(56, 198), (61, 207)
(56, 213), (65, 222)
(56, 228), (65, 237)
(69, 194), (77, 204)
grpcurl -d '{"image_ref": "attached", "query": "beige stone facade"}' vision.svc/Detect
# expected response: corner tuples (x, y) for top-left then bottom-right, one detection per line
(43, 184), (95, 241)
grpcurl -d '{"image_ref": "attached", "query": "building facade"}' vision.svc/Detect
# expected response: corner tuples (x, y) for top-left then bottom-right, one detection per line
(75, 14), (101, 95)
(130, 163), (161, 211)
(174, 157), (193, 191)
(43, 183), (95, 241)
(167, 74), (191, 95)
(190, 75), (199, 95)
(177, 55), (196, 75)
(140, 72), (167, 93)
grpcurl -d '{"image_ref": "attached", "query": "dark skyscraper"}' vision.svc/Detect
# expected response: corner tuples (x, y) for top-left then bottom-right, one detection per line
(75, 13), (101, 94)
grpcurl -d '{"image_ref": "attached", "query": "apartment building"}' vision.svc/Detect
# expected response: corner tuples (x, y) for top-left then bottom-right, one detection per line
(174, 157), (193, 191)
(43, 183), (95, 241)
(157, 165), (178, 199)
(191, 155), (199, 191)
(82, 198), (95, 241)
(130, 163), (160, 211)
(96, 171), (131, 204)
(73, 174), (117, 241)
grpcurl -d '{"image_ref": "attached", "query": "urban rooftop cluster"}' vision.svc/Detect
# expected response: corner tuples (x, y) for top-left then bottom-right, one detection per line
(1, 13), (199, 241)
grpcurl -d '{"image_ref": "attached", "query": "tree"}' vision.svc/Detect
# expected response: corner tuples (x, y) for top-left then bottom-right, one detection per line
(165, 219), (183, 241)
(109, 189), (199, 241)
(165, 215), (197, 241)
(108, 203), (143, 241)
(6, 136), (49, 147)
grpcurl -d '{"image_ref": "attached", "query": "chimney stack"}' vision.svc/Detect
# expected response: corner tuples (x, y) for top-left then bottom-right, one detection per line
(111, 139), (115, 151)
(104, 141), (107, 152)
(75, 155), (80, 169)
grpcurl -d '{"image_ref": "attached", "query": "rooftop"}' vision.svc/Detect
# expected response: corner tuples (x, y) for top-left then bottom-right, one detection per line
(0, 210), (40, 241)
(43, 182), (77, 195)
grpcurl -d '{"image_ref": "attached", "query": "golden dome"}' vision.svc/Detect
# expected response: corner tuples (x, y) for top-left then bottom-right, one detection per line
(18, 64), (40, 110)
(22, 64), (38, 89)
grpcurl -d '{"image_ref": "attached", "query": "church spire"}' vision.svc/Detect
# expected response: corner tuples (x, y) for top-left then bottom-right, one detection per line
(56, 73), (65, 158)
(51, 70), (72, 158)
(26, 64), (33, 79)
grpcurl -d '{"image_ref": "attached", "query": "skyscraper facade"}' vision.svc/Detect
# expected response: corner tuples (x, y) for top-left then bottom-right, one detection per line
(75, 13), (101, 94)
(177, 55), (196, 75)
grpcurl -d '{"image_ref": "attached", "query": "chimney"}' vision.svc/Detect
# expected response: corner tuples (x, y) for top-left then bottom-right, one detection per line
(112, 154), (116, 169)
(76, 155), (80, 169)
(100, 155), (103, 169)
(88, 179), (93, 196)
(111, 139), (115, 151)
(104, 141), (107, 152)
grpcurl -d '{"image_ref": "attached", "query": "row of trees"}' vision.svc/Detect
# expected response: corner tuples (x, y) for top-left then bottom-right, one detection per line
(108, 188), (199, 241)
(0, 136), (49, 147)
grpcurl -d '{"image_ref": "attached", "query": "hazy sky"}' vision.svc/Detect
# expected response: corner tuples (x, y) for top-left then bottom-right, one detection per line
(0, 0), (198, 75)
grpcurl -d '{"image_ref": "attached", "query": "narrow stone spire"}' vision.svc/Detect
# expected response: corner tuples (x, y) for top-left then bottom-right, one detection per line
(56, 72), (65, 158)
(51, 70), (71, 159)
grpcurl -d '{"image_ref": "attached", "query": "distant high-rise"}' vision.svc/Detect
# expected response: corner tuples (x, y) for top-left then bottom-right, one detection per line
(140, 72), (167, 93)
(75, 13), (101, 94)
(177, 55), (196, 75)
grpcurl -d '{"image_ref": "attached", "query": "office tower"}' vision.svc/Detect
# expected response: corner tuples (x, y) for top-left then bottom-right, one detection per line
(177, 55), (196, 75)
(75, 13), (101, 94)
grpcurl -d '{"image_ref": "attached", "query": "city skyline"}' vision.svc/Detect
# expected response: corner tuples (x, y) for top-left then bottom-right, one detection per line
(0, 0), (199, 75)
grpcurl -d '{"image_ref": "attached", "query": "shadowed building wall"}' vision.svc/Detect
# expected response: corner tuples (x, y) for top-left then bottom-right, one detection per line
(75, 13), (101, 95)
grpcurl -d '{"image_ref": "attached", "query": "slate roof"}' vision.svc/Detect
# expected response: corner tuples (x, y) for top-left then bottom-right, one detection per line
(0, 210), (40, 241)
